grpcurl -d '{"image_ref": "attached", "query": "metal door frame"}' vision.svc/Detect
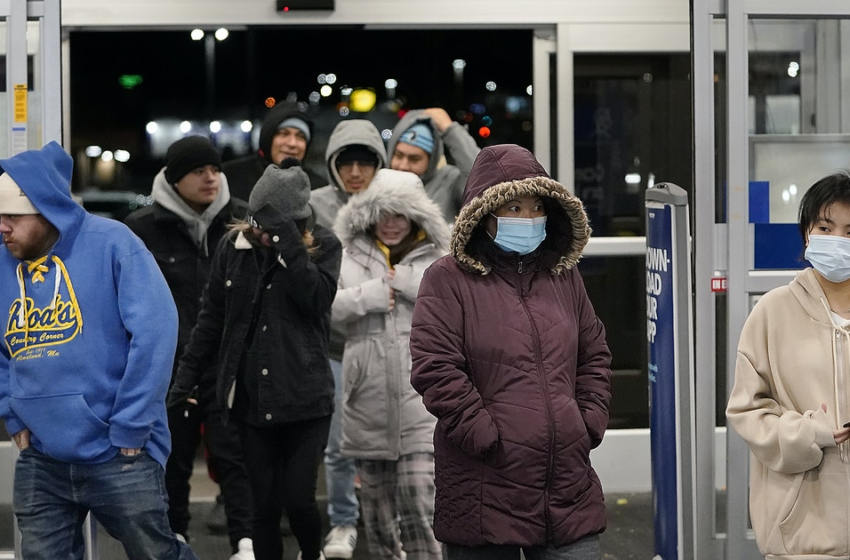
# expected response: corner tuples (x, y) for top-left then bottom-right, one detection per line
(693, 1), (850, 558)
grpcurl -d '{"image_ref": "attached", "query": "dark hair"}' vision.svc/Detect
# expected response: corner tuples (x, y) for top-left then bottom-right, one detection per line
(798, 170), (850, 243)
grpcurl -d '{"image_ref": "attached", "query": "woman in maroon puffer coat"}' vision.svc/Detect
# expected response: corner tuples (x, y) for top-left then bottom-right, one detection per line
(410, 144), (612, 560)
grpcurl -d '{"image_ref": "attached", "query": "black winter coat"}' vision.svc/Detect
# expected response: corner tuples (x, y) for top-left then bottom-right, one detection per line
(124, 198), (248, 392)
(173, 221), (341, 426)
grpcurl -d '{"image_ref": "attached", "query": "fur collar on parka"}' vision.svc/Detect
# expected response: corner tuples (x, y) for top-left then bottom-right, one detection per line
(333, 168), (450, 252)
(451, 144), (590, 276)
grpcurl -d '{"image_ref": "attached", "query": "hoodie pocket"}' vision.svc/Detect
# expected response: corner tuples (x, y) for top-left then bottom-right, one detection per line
(776, 463), (849, 555)
(12, 393), (112, 462)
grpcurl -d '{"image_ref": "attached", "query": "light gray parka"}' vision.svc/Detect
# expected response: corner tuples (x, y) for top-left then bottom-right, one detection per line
(332, 168), (450, 460)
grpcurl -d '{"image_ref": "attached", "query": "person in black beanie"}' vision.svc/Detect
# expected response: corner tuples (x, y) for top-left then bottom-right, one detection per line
(125, 135), (255, 560)
(169, 158), (342, 560)
(223, 102), (326, 201)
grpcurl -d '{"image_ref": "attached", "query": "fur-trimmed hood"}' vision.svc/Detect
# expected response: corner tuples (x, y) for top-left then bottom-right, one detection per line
(451, 144), (590, 276)
(333, 168), (450, 252)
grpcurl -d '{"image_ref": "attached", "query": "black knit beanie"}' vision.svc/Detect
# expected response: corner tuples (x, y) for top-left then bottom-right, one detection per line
(165, 136), (222, 184)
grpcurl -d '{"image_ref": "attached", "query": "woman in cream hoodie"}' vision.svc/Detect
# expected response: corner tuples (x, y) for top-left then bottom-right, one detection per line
(727, 171), (850, 559)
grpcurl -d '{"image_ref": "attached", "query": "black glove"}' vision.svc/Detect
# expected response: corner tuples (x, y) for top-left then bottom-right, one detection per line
(166, 385), (198, 411)
(252, 202), (303, 250)
(252, 202), (296, 234)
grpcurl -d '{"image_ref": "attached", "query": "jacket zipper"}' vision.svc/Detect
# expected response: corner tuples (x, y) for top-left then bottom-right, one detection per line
(835, 328), (850, 463)
(516, 265), (554, 543)
(836, 328), (850, 556)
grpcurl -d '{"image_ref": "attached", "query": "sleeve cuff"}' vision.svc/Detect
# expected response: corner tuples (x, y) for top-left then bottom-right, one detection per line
(809, 408), (838, 448)
(389, 265), (414, 292)
(109, 424), (150, 450)
(3, 416), (25, 437)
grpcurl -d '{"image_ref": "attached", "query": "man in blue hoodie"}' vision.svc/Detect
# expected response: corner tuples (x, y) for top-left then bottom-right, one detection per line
(0, 142), (198, 560)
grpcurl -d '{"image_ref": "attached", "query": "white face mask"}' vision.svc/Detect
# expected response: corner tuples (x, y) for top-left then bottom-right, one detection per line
(805, 235), (850, 283)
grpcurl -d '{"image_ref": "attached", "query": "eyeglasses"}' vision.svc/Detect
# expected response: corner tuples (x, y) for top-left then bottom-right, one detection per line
(336, 160), (378, 171)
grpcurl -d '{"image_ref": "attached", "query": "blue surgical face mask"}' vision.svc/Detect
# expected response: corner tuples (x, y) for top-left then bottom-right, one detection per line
(490, 215), (547, 255)
(805, 235), (850, 283)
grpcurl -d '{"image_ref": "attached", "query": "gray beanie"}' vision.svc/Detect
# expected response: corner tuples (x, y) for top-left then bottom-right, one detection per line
(249, 160), (312, 221)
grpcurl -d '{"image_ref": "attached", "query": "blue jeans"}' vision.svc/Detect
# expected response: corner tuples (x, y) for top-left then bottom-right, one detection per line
(444, 535), (602, 560)
(13, 447), (198, 560)
(324, 358), (360, 527)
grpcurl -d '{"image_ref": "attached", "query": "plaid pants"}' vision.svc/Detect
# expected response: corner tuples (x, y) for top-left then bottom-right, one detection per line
(356, 452), (443, 560)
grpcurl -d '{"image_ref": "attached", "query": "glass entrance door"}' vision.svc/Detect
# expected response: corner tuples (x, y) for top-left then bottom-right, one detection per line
(0, 2), (62, 557)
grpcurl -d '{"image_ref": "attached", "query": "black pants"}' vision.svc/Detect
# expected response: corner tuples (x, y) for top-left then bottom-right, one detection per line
(240, 415), (331, 560)
(165, 402), (253, 551)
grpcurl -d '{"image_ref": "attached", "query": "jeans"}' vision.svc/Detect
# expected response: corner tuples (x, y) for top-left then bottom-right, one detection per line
(444, 535), (602, 560)
(13, 446), (198, 560)
(324, 358), (360, 527)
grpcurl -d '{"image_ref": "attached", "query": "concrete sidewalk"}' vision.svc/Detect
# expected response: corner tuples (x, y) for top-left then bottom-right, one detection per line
(94, 491), (655, 559)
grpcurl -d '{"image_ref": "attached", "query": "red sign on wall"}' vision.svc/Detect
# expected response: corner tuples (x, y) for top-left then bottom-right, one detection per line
(710, 277), (727, 292)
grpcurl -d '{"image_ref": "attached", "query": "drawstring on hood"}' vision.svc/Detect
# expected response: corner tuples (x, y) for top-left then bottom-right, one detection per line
(0, 142), (86, 356)
(791, 268), (850, 462)
(13, 255), (83, 350)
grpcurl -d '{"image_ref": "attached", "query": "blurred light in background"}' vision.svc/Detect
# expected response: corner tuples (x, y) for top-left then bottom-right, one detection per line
(350, 89), (377, 112)
(85, 145), (102, 157)
(625, 173), (641, 185)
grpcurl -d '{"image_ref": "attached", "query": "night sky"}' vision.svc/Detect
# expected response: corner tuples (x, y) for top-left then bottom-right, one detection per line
(69, 27), (533, 189)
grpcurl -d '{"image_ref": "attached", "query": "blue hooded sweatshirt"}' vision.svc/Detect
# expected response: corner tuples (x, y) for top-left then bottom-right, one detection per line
(0, 142), (178, 467)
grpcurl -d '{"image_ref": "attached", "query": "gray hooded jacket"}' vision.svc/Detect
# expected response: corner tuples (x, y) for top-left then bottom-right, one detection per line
(310, 119), (387, 230)
(387, 109), (480, 224)
(332, 169), (450, 460)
